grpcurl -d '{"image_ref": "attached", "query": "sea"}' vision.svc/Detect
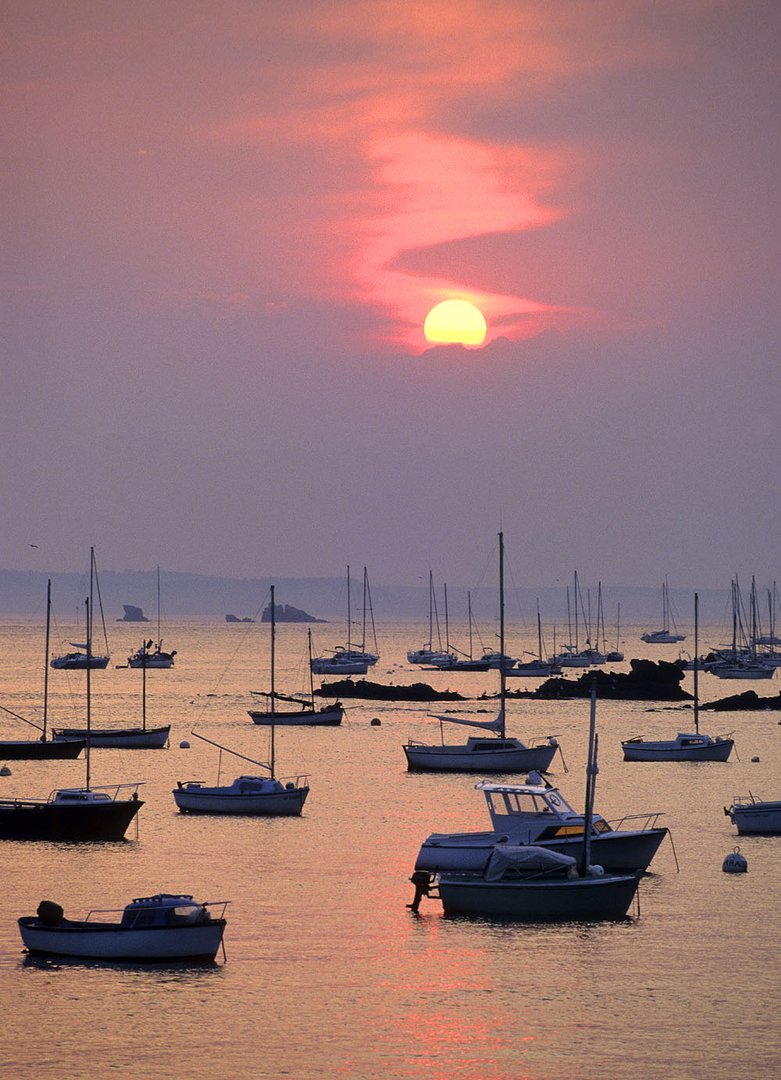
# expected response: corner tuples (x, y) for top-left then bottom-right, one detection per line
(1, 614), (780, 1080)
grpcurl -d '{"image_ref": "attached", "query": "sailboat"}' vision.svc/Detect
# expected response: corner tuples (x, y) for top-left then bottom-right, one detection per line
(703, 578), (775, 679)
(50, 549), (111, 669)
(310, 566), (379, 674)
(428, 686), (642, 921)
(128, 567), (176, 668)
(0, 580), (85, 760)
(622, 594), (735, 761)
(248, 622), (344, 726)
(756, 582), (781, 646)
(605, 603), (625, 662)
(0, 596), (144, 840)
(407, 572), (456, 667)
(507, 602), (561, 677)
(402, 533), (562, 773)
(432, 590), (491, 671)
(641, 579), (686, 644)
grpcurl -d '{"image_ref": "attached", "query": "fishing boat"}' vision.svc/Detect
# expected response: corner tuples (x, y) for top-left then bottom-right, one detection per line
(54, 638), (170, 749)
(0, 597), (144, 841)
(0, 581), (85, 760)
(127, 567), (176, 668)
(173, 733), (309, 816)
(724, 794), (781, 835)
(249, 624), (343, 726)
(407, 572), (456, 667)
(419, 687), (641, 920)
(622, 594), (735, 762)
(403, 534), (562, 773)
(50, 548), (111, 669)
(310, 567), (378, 674)
(641, 579), (686, 643)
(18, 894), (228, 961)
(414, 771), (668, 873)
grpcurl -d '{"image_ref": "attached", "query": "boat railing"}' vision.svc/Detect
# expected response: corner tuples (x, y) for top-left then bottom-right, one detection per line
(277, 773), (310, 788)
(77, 899), (230, 928)
(605, 811), (665, 832)
(46, 782), (145, 803)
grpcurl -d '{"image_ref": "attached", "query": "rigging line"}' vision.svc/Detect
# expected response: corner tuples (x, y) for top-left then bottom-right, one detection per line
(91, 550), (111, 656)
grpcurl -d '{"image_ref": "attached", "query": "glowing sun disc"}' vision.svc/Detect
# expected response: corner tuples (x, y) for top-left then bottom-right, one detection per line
(424, 299), (487, 346)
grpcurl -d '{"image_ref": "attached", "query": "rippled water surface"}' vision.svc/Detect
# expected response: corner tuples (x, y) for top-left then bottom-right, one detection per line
(1, 616), (780, 1079)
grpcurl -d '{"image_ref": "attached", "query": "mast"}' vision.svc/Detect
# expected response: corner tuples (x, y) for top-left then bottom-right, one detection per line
(43, 579), (51, 741)
(85, 596), (92, 791)
(693, 593), (700, 734)
(141, 638), (148, 731)
(428, 571), (434, 650)
(269, 584), (276, 778)
(498, 531), (506, 738)
(573, 573), (580, 653)
(566, 586), (572, 653)
(307, 627), (316, 706)
(444, 584), (450, 653)
(580, 680), (598, 875)
(157, 565), (161, 645)
(346, 566), (351, 650)
(468, 591), (474, 660)
(536, 601), (543, 663)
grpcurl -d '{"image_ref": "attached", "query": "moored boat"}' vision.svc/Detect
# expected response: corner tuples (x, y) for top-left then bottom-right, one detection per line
(724, 794), (781, 835)
(18, 894), (228, 961)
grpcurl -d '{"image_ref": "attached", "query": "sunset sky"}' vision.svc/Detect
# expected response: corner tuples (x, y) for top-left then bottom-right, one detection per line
(3, 1), (779, 588)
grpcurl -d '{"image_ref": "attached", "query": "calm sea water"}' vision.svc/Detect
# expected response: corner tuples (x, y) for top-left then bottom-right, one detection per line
(1, 615), (780, 1079)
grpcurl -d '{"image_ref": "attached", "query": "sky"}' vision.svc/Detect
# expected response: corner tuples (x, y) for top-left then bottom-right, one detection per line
(2, 1), (779, 590)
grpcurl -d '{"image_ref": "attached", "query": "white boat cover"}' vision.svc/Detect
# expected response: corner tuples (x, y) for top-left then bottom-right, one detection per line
(484, 845), (576, 881)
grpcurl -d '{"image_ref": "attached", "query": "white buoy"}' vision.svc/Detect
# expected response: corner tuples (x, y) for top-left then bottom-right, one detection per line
(0, 765), (11, 776)
(179, 739), (191, 749)
(723, 847), (748, 873)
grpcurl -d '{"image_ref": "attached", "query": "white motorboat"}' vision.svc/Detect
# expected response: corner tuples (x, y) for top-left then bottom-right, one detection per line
(414, 772), (668, 873)
(249, 624), (344, 726)
(724, 794), (781, 835)
(403, 533), (562, 774)
(18, 894), (228, 961)
(622, 594), (734, 762)
(413, 687), (641, 921)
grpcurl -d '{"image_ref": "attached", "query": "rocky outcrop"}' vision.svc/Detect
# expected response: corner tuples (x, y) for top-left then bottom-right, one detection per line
(699, 690), (781, 712)
(225, 614), (254, 623)
(261, 602), (326, 623)
(313, 679), (464, 701)
(529, 659), (692, 701)
(117, 605), (149, 622)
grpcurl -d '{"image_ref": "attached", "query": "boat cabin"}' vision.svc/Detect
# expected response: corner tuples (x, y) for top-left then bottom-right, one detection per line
(477, 781), (612, 841)
(120, 894), (212, 929)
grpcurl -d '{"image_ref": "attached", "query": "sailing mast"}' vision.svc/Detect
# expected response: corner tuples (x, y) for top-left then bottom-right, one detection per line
(85, 596), (92, 791)
(498, 531), (506, 739)
(43, 580), (51, 742)
(693, 593), (700, 735)
(580, 681), (598, 876)
(157, 566), (162, 645)
(269, 585), (276, 778)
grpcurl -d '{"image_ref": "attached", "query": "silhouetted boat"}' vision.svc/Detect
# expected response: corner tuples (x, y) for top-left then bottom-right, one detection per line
(249, 626), (343, 726)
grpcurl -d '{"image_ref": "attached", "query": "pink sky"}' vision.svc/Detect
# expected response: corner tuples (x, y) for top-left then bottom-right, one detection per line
(2, 1), (779, 587)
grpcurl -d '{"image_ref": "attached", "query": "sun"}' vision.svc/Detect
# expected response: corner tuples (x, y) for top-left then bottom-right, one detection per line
(424, 299), (487, 346)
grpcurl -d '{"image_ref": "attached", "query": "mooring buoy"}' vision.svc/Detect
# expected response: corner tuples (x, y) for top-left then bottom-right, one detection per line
(723, 847), (748, 873)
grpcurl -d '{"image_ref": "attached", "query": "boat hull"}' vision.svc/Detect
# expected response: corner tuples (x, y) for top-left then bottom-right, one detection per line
(310, 660), (368, 675)
(127, 656), (175, 669)
(404, 740), (558, 774)
(416, 828), (667, 874)
(437, 871), (640, 920)
(622, 739), (733, 762)
(18, 918), (225, 961)
(50, 655), (110, 670)
(247, 706), (343, 726)
(728, 802), (781, 835)
(0, 798), (143, 841)
(52, 726), (170, 749)
(0, 739), (85, 760)
(173, 787), (308, 816)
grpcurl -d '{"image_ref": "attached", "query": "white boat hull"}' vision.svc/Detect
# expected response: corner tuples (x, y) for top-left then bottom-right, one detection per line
(53, 725), (171, 749)
(404, 737), (558, 774)
(247, 704), (343, 726)
(437, 871), (640, 920)
(622, 736), (733, 762)
(18, 919), (225, 960)
(173, 785), (308, 816)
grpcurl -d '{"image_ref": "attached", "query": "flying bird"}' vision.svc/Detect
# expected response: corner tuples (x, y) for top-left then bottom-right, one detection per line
(29, 544), (38, 548)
